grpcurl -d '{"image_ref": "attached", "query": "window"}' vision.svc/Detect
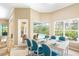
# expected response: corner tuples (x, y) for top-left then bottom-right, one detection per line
(33, 22), (49, 35)
(65, 20), (78, 40)
(33, 22), (49, 39)
(54, 19), (79, 40)
(54, 21), (64, 36)
(2, 24), (8, 36)
(0, 25), (2, 36)
(0, 24), (8, 41)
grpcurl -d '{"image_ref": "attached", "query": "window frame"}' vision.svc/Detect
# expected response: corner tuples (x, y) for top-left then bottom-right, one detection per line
(54, 18), (79, 40)
(33, 21), (49, 35)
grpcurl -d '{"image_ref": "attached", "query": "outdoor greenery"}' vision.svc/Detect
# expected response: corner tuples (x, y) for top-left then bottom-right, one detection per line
(65, 31), (78, 40)
(55, 20), (78, 40)
(55, 31), (63, 36)
(33, 23), (49, 35)
(33, 20), (78, 41)
(0, 24), (8, 36)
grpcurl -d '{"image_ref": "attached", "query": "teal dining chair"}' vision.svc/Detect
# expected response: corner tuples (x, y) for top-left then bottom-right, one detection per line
(41, 44), (58, 56)
(31, 40), (43, 56)
(59, 36), (65, 41)
(26, 38), (31, 55)
(51, 36), (56, 40)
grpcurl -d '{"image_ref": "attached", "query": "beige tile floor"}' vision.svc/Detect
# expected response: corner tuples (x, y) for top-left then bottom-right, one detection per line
(0, 47), (79, 56)
(9, 48), (79, 56)
(68, 49), (79, 56)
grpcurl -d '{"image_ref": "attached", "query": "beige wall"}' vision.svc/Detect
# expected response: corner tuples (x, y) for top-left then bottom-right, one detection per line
(51, 4), (79, 21)
(15, 8), (30, 19)
(9, 9), (15, 44)
(40, 13), (52, 22)
(30, 9), (40, 22)
(0, 19), (8, 24)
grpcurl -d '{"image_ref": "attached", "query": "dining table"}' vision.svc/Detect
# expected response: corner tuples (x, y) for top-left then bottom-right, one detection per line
(38, 39), (69, 56)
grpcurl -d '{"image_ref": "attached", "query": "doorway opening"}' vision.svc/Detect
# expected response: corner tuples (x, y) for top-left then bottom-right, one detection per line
(18, 19), (28, 46)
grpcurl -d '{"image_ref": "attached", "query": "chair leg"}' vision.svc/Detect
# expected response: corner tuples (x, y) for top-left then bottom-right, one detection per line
(66, 46), (68, 56)
(27, 49), (29, 55)
(37, 48), (39, 56)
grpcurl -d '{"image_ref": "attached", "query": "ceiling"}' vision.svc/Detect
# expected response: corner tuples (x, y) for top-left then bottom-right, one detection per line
(0, 3), (74, 19)
(29, 3), (74, 12)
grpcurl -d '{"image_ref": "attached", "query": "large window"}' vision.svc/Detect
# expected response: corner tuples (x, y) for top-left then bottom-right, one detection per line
(0, 24), (8, 36)
(33, 22), (49, 35)
(54, 19), (79, 40)
(0, 24), (8, 41)
(65, 20), (78, 40)
(54, 21), (64, 36)
(2, 25), (8, 36)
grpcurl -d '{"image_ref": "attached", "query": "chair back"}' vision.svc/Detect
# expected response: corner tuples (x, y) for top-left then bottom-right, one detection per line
(45, 35), (49, 39)
(26, 39), (31, 48)
(59, 36), (65, 41)
(42, 44), (50, 56)
(32, 40), (38, 51)
(51, 36), (56, 39)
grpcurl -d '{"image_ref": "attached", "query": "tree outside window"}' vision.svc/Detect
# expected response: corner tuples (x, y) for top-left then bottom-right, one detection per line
(33, 22), (49, 35)
(54, 20), (78, 41)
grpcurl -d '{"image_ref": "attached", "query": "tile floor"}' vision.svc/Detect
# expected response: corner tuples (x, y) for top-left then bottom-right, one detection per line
(10, 48), (79, 56)
(68, 49), (79, 56)
(0, 46), (79, 56)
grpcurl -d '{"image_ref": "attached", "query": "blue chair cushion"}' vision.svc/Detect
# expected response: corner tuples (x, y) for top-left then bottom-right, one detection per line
(59, 36), (65, 41)
(42, 44), (50, 56)
(31, 40), (38, 51)
(26, 39), (31, 47)
(51, 36), (56, 39)
(41, 44), (58, 56)
(34, 47), (43, 54)
(52, 51), (58, 56)
(39, 47), (43, 51)
(45, 35), (49, 38)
